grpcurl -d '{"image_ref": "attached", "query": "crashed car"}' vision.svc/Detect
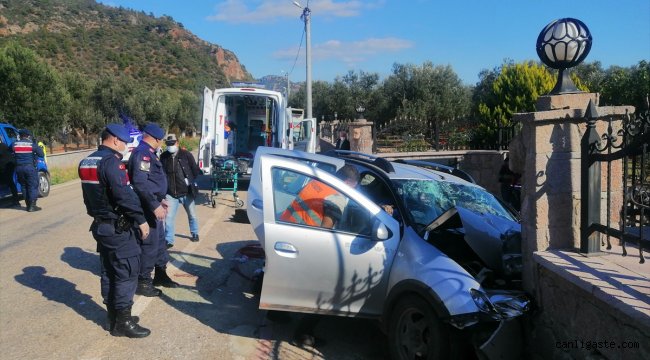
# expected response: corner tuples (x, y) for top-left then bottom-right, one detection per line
(246, 147), (530, 359)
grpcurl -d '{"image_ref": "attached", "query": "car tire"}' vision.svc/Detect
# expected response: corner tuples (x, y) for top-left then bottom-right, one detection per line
(388, 295), (449, 360)
(38, 171), (50, 198)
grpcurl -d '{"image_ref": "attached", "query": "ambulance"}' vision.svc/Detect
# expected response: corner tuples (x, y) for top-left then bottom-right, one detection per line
(197, 86), (316, 179)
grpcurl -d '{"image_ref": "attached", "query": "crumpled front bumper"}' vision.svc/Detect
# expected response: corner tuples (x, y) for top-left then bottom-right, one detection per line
(448, 290), (531, 360)
(478, 290), (531, 360)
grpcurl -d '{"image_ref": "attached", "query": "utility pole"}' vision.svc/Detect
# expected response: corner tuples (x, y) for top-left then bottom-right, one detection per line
(294, 1), (312, 119)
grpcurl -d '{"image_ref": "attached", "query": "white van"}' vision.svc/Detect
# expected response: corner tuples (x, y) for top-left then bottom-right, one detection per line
(198, 87), (316, 178)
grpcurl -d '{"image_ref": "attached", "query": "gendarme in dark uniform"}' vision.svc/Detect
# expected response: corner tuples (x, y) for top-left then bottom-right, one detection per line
(127, 123), (178, 296)
(79, 123), (151, 338)
(12, 129), (44, 212)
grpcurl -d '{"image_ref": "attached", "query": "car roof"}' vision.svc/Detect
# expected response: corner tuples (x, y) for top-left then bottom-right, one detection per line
(379, 161), (476, 186)
(323, 150), (476, 186)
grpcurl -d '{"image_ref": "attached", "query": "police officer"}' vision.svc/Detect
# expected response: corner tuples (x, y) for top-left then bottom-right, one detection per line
(11, 129), (44, 212)
(79, 124), (151, 338)
(128, 123), (178, 296)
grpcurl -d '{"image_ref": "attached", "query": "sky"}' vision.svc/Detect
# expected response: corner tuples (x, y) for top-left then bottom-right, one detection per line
(97, 0), (650, 85)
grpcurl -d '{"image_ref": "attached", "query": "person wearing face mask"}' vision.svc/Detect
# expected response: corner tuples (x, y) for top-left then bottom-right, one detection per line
(160, 134), (201, 248)
(335, 130), (350, 151)
(78, 123), (151, 338)
(128, 123), (178, 296)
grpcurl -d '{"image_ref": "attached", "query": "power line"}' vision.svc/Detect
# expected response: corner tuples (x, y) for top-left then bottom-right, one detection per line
(289, 26), (304, 76)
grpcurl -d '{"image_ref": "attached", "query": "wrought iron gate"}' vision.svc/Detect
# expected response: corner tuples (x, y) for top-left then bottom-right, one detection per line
(581, 99), (649, 264)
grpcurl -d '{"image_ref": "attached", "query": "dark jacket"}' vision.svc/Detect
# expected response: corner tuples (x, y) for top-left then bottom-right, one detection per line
(79, 145), (145, 257)
(160, 149), (200, 198)
(79, 145), (146, 223)
(12, 139), (44, 166)
(128, 141), (167, 225)
(335, 138), (350, 151)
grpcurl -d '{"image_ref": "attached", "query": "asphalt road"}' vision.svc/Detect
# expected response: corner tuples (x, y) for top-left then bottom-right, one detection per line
(0, 177), (388, 360)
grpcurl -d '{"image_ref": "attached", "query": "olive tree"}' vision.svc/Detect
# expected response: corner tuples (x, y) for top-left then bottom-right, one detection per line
(0, 42), (71, 138)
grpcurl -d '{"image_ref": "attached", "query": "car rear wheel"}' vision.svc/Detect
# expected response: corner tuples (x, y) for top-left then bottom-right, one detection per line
(38, 171), (50, 197)
(388, 295), (449, 360)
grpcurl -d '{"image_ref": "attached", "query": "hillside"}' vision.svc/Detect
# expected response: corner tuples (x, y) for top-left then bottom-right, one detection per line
(0, 0), (253, 91)
(258, 74), (303, 95)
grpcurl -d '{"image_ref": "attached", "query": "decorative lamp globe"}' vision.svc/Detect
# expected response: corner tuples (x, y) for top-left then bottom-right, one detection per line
(536, 18), (592, 95)
(356, 104), (366, 119)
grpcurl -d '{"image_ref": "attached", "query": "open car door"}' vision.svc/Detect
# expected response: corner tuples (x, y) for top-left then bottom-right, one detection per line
(292, 118), (316, 153)
(198, 87), (215, 174)
(247, 147), (345, 247)
(256, 153), (401, 316)
(212, 91), (227, 157)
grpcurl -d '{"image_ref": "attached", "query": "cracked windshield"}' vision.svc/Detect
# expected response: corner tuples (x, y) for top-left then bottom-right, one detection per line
(395, 179), (515, 231)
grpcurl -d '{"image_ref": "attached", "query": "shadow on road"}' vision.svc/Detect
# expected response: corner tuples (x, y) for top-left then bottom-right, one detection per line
(159, 240), (263, 338)
(15, 266), (105, 329)
(60, 247), (100, 276)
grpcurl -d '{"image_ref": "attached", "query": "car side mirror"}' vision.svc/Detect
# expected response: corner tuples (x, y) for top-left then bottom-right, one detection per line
(372, 220), (391, 241)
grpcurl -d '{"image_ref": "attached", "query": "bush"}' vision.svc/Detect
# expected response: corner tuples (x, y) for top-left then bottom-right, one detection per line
(179, 137), (199, 151)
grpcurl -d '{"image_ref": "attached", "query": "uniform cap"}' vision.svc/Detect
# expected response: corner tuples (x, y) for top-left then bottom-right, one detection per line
(143, 123), (165, 140)
(105, 123), (131, 143)
(18, 129), (33, 138)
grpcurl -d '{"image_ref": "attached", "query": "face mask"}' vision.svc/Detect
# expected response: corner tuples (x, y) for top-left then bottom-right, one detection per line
(167, 145), (178, 154)
(120, 144), (129, 158)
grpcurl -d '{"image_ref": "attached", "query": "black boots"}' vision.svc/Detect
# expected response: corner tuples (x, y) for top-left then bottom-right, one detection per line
(136, 279), (162, 297)
(106, 307), (139, 331)
(26, 201), (41, 212)
(191, 233), (199, 242)
(110, 307), (150, 338)
(152, 267), (179, 288)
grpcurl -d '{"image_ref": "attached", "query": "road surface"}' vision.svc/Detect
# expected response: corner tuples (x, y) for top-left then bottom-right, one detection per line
(0, 177), (388, 360)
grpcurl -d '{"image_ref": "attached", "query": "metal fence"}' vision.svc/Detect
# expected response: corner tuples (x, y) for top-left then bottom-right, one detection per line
(319, 118), (520, 152)
(581, 100), (648, 264)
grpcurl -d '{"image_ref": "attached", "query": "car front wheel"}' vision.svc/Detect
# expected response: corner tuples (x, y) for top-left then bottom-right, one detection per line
(388, 295), (449, 360)
(38, 171), (50, 197)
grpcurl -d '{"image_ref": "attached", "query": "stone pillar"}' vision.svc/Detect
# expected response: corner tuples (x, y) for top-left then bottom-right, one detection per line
(348, 118), (374, 154)
(511, 93), (633, 294)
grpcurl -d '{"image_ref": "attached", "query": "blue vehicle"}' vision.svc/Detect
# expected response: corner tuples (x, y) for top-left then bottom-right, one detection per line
(0, 123), (51, 199)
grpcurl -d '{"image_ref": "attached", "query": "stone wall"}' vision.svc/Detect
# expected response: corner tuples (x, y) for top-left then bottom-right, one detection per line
(514, 93), (648, 360)
(458, 151), (505, 196)
(46, 149), (95, 169)
(512, 93), (633, 293)
(377, 150), (506, 196)
(527, 251), (649, 360)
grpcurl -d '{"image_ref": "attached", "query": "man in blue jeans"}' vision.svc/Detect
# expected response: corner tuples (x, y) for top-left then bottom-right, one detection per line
(160, 134), (200, 248)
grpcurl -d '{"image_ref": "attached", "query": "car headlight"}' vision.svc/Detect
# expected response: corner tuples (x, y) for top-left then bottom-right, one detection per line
(470, 289), (500, 320)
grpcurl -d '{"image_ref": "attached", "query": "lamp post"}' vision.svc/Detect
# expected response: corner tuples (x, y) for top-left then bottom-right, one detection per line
(293, 1), (312, 119)
(536, 18), (592, 95)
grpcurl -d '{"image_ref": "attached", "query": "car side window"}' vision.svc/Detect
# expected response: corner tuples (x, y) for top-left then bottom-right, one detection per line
(272, 167), (372, 236)
(5, 127), (18, 142)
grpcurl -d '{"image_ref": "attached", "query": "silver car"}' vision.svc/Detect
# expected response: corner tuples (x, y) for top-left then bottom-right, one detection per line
(247, 147), (530, 360)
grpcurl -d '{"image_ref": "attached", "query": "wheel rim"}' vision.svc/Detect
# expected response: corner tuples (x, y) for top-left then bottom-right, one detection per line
(396, 308), (431, 360)
(39, 174), (49, 193)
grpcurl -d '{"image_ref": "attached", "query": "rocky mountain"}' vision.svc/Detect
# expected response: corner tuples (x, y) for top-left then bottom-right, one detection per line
(258, 74), (303, 95)
(0, 0), (253, 91)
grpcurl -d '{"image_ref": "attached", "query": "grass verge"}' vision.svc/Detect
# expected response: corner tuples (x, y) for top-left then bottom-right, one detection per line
(50, 166), (79, 185)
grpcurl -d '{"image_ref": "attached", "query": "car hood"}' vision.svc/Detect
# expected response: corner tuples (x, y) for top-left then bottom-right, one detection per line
(426, 206), (521, 272)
